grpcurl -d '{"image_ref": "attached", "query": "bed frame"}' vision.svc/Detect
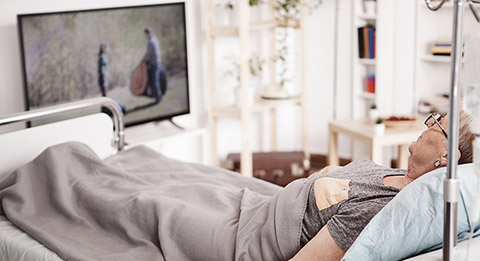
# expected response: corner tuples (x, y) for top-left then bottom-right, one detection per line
(0, 97), (124, 149)
(1, 96), (479, 260)
(0, 97), (125, 176)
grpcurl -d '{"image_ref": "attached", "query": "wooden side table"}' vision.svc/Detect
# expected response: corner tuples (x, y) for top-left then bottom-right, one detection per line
(328, 119), (426, 169)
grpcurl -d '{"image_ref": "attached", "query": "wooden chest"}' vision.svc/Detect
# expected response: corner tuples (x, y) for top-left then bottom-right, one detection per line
(225, 152), (310, 187)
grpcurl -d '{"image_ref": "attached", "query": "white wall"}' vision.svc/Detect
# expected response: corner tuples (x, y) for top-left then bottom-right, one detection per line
(0, 0), (418, 162)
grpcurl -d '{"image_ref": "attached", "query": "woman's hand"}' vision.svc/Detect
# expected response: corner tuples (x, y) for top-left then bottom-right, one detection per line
(307, 165), (342, 179)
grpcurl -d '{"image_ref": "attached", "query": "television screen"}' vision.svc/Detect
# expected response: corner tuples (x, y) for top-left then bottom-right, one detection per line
(17, 3), (190, 126)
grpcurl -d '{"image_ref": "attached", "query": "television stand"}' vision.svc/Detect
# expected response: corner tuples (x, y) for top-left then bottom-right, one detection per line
(168, 118), (184, 130)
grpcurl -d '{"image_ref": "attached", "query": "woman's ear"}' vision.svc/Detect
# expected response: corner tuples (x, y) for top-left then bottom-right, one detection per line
(439, 150), (461, 166)
(440, 153), (448, 166)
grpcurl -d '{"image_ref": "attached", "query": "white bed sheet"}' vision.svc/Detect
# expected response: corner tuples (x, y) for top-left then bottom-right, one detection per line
(0, 215), (62, 261)
(406, 236), (480, 260)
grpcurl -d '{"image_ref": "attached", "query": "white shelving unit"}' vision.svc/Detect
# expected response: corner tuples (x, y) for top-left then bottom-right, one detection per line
(349, 0), (396, 165)
(357, 91), (376, 100)
(352, 0), (395, 119)
(415, 1), (479, 110)
(206, 0), (310, 177)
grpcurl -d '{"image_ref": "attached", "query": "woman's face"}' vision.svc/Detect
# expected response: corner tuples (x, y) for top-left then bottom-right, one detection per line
(407, 115), (448, 176)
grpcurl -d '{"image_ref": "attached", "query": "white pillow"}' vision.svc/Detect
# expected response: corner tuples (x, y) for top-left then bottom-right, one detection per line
(342, 164), (480, 260)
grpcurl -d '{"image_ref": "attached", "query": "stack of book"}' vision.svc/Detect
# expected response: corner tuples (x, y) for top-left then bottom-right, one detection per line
(365, 73), (375, 93)
(357, 25), (376, 59)
(431, 40), (452, 56)
(430, 39), (463, 56)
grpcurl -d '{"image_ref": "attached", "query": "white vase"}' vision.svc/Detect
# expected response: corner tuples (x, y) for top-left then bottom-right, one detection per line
(369, 109), (379, 120)
(215, 3), (237, 26)
(364, 1), (376, 15)
(374, 123), (385, 136)
(235, 86), (256, 107)
(260, 86), (290, 100)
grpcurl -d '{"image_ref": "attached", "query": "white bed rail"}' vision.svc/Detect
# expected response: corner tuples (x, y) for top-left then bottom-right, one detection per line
(0, 97), (125, 151)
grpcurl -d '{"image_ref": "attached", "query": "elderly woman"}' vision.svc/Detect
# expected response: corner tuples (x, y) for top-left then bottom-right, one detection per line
(0, 112), (474, 261)
(291, 111), (474, 261)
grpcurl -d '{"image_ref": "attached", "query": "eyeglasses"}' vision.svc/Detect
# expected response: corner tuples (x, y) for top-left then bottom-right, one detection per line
(424, 113), (448, 139)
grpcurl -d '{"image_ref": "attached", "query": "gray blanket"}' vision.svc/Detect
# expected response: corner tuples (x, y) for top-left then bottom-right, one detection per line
(0, 142), (312, 261)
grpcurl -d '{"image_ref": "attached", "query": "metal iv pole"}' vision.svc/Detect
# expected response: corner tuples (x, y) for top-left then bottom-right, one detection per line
(424, 0), (480, 260)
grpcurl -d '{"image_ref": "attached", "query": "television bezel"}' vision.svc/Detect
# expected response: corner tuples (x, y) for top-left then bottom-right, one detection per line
(17, 1), (191, 127)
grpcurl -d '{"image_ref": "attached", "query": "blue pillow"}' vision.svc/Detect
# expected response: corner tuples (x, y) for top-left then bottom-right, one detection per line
(342, 164), (480, 260)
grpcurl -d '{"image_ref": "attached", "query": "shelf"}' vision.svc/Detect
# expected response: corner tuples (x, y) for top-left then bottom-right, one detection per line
(212, 97), (302, 119)
(359, 58), (376, 65)
(212, 26), (239, 37)
(420, 54), (451, 63)
(250, 20), (277, 30)
(206, 0), (309, 176)
(420, 54), (463, 64)
(259, 96), (302, 106)
(211, 20), (299, 37)
(358, 13), (377, 20)
(357, 92), (376, 100)
(276, 19), (301, 29)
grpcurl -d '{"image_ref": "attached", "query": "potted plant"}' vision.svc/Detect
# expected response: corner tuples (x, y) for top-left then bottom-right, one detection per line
(260, 0), (322, 100)
(274, 0), (323, 25)
(225, 54), (265, 107)
(363, 0), (377, 15)
(374, 117), (385, 136)
(218, 0), (264, 25)
(369, 103), (379, 120)
(261, 29), (291, 100)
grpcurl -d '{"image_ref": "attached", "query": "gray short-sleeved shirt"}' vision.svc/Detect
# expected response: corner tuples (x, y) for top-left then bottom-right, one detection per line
(300, 160), (406, 251)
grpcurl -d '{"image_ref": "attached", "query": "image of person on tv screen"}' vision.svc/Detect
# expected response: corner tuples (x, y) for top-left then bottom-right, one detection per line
(98, 42), (111, 97)
(142, 27), (164, 103)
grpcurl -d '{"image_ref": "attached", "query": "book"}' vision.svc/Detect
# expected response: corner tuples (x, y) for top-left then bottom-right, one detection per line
(358, 27), (365, 58)
(431, 46), (452, 56)
(368, 27), (375, 59)
(434, 42), (452, 47)
(431, 40), (464, 56)
(366, 73), (375, 93)
(357, 25), (376, 59)
(363, 27), (370, 59)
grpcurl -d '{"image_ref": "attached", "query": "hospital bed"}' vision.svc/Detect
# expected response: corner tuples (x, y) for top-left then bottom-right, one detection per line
(0, 97), (479, 261)
(0, 97), (300, 260)
(0, 97), (122, 261)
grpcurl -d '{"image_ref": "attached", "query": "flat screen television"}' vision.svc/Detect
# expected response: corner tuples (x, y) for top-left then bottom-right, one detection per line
(17, 2), (190, 127)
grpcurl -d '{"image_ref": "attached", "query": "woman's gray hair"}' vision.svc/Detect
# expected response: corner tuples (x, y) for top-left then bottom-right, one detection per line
(458, 110), (474, 164)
